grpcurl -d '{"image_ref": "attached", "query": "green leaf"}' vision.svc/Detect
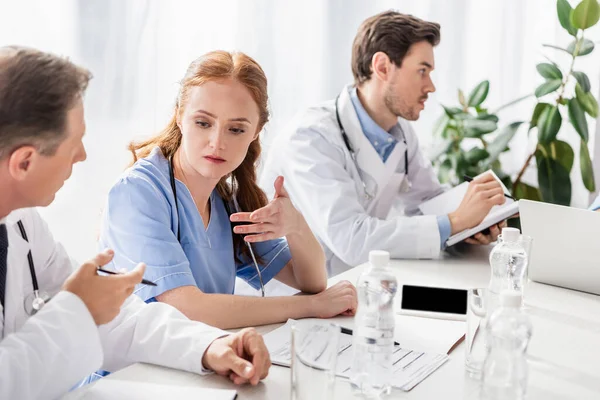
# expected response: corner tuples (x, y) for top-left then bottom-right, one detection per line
(451, 152), (468, 182)
(572, 71), (591, 92)
(464, 147), (490, 164)
(476, 113), (499, 123)
(462, 119), (497, 137)
(535, 79), (562, 97)
(542, 43), (573, 55)
(530, 102), (552, 130)
(468, 80), (490, 107)
(453, 112), (473, 120)
(513, 181), (542, 201)
(585, 94), (599, 117)
(465, 165), (484, 178)
(537, 105), (562, 143)
(486, 122), (524, 164)
(568, 98), (589, 142)
(458, 89), (467, 108)
(539, 139), (575, 172)
(567, 38), (595, 56)
(442, 105), (463, 118)
(536, 63), (563, 80)
(576, 84), (599, 117)
(580, 140), (596, 192)
(558, 0), (579, 35)
(571, 0), (600, 30)
(536, 152), (572, 205)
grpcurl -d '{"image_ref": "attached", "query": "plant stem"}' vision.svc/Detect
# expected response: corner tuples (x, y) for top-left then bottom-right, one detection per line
(513, 151), (536, 193)
(558, 32), (582, 102)
(513, 32), (583, 193)
(479, 138), (488, 149)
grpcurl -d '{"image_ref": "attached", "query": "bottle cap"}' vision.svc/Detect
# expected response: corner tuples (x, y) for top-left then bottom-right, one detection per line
(369, 250), (390, 268)
(501, 227), (520, 243)
(500, 289), (523, 308)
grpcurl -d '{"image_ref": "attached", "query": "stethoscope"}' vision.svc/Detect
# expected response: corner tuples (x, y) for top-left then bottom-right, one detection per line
(168, 156), (265, 297)
(15, 221), (51, 316)
(334, 95), (412, 199)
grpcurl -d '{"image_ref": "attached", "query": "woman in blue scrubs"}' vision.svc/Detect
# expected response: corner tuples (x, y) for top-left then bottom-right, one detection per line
(99, 51), (357, 329)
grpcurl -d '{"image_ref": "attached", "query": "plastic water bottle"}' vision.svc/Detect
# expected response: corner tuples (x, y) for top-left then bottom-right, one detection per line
(481, 290), (532, 400)
(488, 227), (528, 310)
(350, 250), (398, 398)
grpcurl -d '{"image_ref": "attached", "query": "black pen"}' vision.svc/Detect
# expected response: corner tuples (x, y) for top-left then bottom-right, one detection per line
(463, 175), (516, 201)
(341, 327), (400, 346)
(97, 267), (157, 286)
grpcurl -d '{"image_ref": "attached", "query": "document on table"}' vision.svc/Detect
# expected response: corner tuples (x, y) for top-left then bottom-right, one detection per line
(78, 381), (237, 400)
(263, 319), (449, 391)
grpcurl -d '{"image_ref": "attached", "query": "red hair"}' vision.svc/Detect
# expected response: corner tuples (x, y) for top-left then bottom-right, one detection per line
(129, 51), (270, 261)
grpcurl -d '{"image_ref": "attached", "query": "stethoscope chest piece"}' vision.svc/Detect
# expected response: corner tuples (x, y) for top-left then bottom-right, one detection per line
(24, 290), (50, 316)
(400, 176), (412, 193)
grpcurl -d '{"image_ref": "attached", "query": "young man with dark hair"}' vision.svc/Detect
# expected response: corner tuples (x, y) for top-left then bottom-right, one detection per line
(0, 46), (271, 399)
(260, 11), (506, 275)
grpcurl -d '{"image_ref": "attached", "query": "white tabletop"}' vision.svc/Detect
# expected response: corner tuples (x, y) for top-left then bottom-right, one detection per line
(64, 245), (600, 399)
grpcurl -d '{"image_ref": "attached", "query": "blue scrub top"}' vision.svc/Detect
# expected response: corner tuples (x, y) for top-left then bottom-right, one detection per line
(99, 147), (292, 301)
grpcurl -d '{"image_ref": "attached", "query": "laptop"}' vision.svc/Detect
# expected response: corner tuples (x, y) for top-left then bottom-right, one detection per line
(519, 199), (600, 295)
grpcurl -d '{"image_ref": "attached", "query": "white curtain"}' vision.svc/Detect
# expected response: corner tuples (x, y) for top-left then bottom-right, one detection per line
(0, 0), (598, 262)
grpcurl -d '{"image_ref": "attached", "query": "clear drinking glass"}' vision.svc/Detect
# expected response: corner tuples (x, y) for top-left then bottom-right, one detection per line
(290, 320), (340, 400)
(465, 288), (489, 379)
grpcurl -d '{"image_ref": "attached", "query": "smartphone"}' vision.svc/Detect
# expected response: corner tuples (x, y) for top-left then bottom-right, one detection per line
(396, 284), (468, 321)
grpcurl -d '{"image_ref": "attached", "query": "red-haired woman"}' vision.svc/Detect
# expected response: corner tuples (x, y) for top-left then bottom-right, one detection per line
(99, 51), (357, 329)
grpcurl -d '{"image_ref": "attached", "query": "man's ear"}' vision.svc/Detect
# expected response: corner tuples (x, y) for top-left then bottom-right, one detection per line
(8, 146), (37, 181)
(371, 51), (393, 82)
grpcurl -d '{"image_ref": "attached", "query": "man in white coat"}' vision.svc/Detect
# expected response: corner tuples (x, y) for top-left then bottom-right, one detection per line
(0, 46), (271, 399)
(260, 11), (506, 275)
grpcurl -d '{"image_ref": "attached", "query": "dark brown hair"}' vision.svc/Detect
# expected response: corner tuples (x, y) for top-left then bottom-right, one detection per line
(128, 50), (269, 262)
(0, 46), (92, 159)
(351, 11), (441, 84)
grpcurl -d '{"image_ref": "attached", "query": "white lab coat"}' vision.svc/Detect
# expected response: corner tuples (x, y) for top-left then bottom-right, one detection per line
(0, 208), (226, 400)
(260, 84), (445, 275)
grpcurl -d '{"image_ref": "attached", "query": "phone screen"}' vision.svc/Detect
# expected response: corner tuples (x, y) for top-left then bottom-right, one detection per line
(401, 285), (468, 315)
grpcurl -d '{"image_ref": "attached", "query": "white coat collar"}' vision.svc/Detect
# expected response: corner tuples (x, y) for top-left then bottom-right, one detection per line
(1, 213), (34, 337)
(337, 84), (408, 202)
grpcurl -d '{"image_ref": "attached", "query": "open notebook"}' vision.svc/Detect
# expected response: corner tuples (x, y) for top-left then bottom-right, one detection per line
(419, 170), (519, 247)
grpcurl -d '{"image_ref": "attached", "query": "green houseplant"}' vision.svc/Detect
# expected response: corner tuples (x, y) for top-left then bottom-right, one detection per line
(432, 0), (600, 206)
(431, 80), (524, 188)
(512, 0), (599, 204)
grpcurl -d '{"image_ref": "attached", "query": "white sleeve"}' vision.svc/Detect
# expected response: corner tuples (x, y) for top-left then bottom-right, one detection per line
(0, 291), (103, 400)
(277, 128), (440, 266)
(98, 295), (227, 375)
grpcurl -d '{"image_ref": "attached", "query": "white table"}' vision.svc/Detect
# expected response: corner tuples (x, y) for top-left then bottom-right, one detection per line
(64, 245), (600, 399)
